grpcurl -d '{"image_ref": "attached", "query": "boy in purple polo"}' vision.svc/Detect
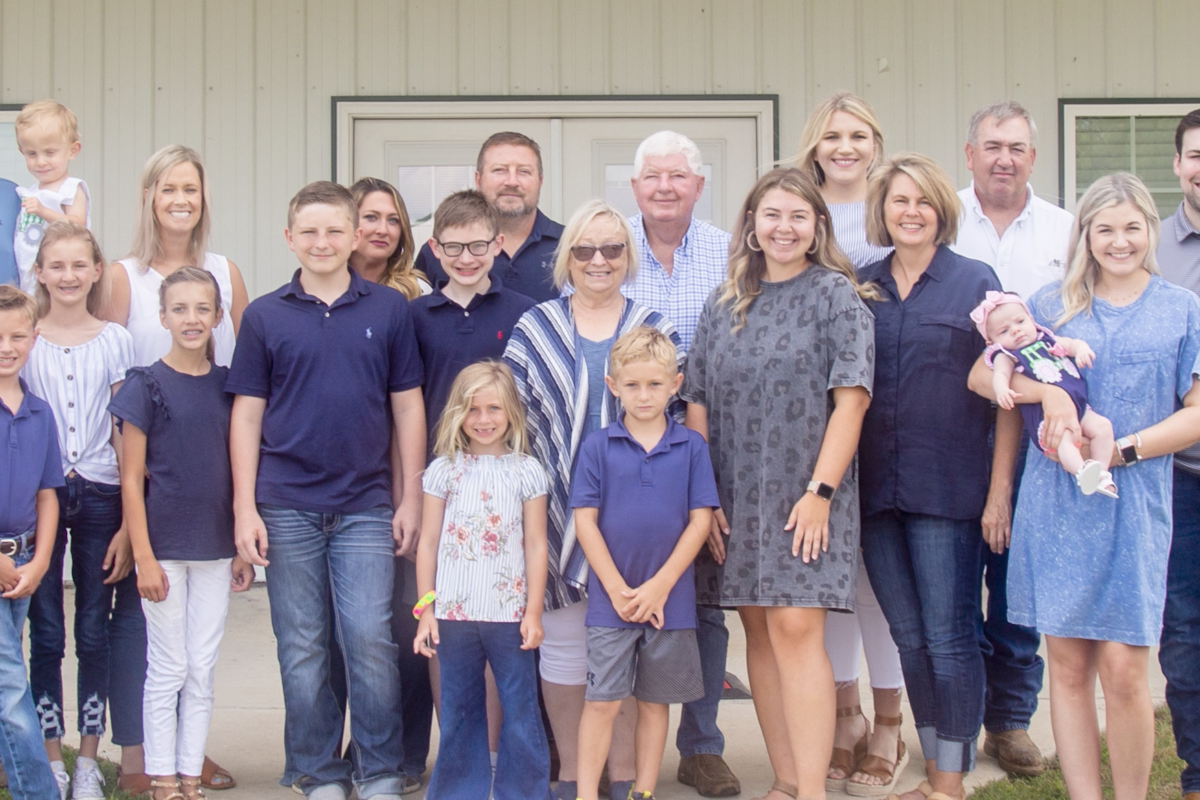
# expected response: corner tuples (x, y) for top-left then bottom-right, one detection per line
(570, 326), (719, 800)
(0, 286), (64, 800)
(227, 182), (425, 800)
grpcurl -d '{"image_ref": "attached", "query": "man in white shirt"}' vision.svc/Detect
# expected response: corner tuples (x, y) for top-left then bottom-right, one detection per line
(952, 101), (1073, 779)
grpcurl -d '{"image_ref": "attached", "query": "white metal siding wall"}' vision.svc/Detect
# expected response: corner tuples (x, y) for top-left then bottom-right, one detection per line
(1, 0), (1196, 296)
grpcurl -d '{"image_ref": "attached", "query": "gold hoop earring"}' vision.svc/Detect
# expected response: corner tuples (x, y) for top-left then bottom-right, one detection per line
(747, 231), (763, 252)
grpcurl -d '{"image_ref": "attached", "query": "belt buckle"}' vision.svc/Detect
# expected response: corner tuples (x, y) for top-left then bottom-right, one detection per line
(0, 540), (17, 557)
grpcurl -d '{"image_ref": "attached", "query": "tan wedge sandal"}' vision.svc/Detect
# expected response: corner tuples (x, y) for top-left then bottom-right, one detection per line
(150, 778), (184, 800)
(826, 704), (870, 792)
(847, 712), (910, 796)
(179, 777), (208, 800)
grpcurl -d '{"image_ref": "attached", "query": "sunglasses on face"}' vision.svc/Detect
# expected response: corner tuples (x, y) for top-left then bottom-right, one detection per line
(436, 238), (495, 257)
(570, 243), (626, 262)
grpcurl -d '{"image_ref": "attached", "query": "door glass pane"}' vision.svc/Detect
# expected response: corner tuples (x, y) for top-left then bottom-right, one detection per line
(1075, 115), (1182, 219)
(396, 165), (475, 241)
(0, 116), (27, 185)
(604, 163), (715, 222)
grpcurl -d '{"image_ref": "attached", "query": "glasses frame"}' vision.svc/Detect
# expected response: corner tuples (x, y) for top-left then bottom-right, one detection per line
(435, 237), (496, 257)
(569, 242), (627, 262)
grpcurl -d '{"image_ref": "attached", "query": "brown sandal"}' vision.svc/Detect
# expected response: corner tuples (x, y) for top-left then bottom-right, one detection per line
(847, 712), (909, 796)
(750, 780), (799, 800)
(117, 770), (154, 797)
(150, 778), (184, 800)
(200, 757), (236, 791)
(826, 704), (869, 791)
(885, 780), (962, 800)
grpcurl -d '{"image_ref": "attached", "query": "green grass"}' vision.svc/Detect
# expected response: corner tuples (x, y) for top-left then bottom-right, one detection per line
(971, 705), (1186, 800)
(0, 747), (133, 800)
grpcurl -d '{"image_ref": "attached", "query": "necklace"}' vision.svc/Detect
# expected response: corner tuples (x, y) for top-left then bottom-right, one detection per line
(1095, 276), (1148, 306)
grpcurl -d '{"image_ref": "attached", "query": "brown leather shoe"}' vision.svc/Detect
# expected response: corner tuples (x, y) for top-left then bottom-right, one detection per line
(983, 729), (1046, 777)
(678, 754), (741, 797)
(1184, 793), (1200, 800)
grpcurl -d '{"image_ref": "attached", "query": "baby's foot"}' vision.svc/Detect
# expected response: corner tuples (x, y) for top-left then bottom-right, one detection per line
(1096, 470), (1118, 499)
(1075, 459), (1103, 495)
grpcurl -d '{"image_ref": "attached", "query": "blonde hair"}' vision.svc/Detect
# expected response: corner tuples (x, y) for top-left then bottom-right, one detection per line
(33, 221), (109, 319)
(0, 285), (38, 329)
(15, 100), (80, 145)
(1055, 172), (1160, 327)
(433, 361), (530, 458)
(128, 145), (212, 271)
(719, 168), (878, 332)
(794, 92), (885, 186)
(865, 152), (960, 248)
(349, 177), (426, 300)
(552, 200), (639, 290)
(608, 326), (678, 376)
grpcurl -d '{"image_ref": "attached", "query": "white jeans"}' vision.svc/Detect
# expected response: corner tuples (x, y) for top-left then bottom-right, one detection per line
(824, 561), (904, 689)
(142, 559), (232, 776)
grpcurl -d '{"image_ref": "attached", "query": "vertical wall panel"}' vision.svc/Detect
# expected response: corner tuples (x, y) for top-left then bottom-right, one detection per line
(955, 1), (1007, 133)
(1055, 0), (1106, 97)
(1005, 0), (1059, 202)
(761, 0), (806, 162)
(153, 0), (205, 153)
(1, 0), (53, 102)
(52, 0), (104, 234)
(609, 0), (660, 93)
(711, 0), (758, 93)
(255, 0), (306, 290)
(205, 0), (256, 293)
(508, 0), (558, 94)
(808, 1), (859, 100)
(559, 0), (608, 94)
(305, 0), (356, 179)
(356, 0), (406, 95)
(859, 0), (909, 155)
(910, 0), (960, 169)
(659, 0), (710, 94)
(407, 0), (458, 94)
(458, 1), (509, 94)
(1154, 0), (1194, 95)
(1104, 0), (1154, 96)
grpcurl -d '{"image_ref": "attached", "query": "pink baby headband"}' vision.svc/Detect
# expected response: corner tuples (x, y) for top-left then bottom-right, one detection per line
(969, 291), (1027, 339)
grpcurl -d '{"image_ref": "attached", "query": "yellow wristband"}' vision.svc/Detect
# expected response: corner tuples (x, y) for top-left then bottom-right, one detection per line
(412, 591), (436, 619)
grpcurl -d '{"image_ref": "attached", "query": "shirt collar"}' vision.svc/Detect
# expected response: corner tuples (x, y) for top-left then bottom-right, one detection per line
(426, 274), (506, 309)
(967, 181), (1034, 225)
(630, 214), (698, 263)
(607, 412), (690, 453)
(1, 378), (38, 419)
(1173, 202), (1200, 243)
(282, 268), (371, 306)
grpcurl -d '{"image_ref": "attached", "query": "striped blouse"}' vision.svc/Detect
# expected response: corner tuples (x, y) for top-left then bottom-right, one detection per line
(827, 200), (893, 270)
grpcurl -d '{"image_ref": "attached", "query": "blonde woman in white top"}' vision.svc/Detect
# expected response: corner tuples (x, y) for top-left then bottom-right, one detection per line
(104, 145), (248, 369)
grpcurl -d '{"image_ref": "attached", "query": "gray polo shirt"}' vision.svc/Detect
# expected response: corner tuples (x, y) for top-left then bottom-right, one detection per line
(1157, 202), (1200, 474)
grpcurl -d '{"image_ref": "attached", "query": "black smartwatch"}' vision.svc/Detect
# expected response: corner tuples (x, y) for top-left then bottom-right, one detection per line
(806, 480), (836, 501)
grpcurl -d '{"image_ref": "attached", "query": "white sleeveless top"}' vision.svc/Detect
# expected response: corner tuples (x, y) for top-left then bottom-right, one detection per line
(15, 177), (90, 293)
(121, 252), (237, 367)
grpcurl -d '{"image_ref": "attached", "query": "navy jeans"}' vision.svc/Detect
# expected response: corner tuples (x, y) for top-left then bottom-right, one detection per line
(27, 476), (146, 745)
(861, 511), (985, 773)
(676, 604), (728, 758)
(1161, 467), (1200, 794)
(426, 620), (552, 800)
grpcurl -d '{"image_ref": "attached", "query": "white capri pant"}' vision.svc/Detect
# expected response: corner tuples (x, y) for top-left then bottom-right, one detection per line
(142, 559), (232, 776)
(824, 560), (904, 689)
(538, 599), (589, 685)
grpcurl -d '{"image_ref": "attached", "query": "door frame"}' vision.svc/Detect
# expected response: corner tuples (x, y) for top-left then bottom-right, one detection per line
(332, 95), (778, 220)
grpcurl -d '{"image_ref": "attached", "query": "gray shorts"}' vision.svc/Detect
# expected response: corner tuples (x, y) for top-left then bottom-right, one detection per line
(584, 626), (704, 704)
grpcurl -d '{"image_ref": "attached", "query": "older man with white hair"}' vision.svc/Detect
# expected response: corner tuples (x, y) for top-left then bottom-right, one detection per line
(622, 130), (738, 798)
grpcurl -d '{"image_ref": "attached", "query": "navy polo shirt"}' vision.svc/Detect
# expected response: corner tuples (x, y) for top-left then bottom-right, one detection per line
(0, 379), (65, 534)
(415, 209), (564, 302)
(225, 269), (424, 514)
(858, 245), (1002, 520)
(409, 275), (535, 456)
(569, 415), (720, 630)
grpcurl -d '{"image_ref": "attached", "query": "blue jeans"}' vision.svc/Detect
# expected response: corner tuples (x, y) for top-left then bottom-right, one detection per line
(28, 476), (146, 744)
(390, 558), (433, 775)
(0, 532), (61, 800)
(861, 512), (985, 773)
(676, 604), (728, 758)
(426, 620), (552, 800)
(259, 505), (405, 798)
(1161, 467), (1200, 794)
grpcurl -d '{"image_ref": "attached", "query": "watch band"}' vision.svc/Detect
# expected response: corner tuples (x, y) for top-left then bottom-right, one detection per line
(807, 480), (835, 500)
(1117, 436), (1140, 467)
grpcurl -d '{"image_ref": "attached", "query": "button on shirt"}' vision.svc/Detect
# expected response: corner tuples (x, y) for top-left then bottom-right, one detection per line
(621, 215), (730, 354)
(415, 209), (565, 303)
(568, 414), (720, 630)
(0, 380), (65, 533)
(1158, 202), (1200, 474)
(858, 246), (1002, 520)
(952, 183), (1073, 299)
(225, 269), (424, 514)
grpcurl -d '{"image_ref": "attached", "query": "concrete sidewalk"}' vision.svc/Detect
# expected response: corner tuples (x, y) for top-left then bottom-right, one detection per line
(54, 586), (1166, 799)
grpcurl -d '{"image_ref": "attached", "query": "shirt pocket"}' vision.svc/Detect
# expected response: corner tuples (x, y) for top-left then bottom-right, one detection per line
(1109, 351), (1161, 405)
(918, 313), (979, 371)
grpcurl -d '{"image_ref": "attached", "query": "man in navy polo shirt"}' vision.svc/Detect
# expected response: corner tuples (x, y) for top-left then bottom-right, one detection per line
(415, 132), (564, 302)
(410, 189), (534, 456)
(227, 182), (425, 800)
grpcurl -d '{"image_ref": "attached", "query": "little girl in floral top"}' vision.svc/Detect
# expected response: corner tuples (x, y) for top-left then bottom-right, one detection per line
(413, 360), (553, 800)
(971, 290), (1118, 497)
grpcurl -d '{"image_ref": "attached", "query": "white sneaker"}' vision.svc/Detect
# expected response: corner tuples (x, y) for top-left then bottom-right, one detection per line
(71, 761), (105, 800)
(51, 766), (69, 800)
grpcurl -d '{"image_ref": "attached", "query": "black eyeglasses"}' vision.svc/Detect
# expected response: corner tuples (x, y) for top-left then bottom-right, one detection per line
(570, 243), (626, 262)
(436, 238), (495, 256)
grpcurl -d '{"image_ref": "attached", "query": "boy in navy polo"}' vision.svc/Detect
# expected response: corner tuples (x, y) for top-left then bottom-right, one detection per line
(570, 326), (719, 800)
(227, 182), (424, 800)
(0, 286), (64, 800)
(410, 189), (534, 456)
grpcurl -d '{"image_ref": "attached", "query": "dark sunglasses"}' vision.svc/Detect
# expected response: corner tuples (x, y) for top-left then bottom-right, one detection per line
(570, 243), (626, 262)
(436, 238), (495, 256)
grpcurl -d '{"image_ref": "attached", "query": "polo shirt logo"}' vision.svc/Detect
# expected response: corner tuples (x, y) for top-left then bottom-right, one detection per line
(365, 327), (373, 339)
(496, 330), (503, 340)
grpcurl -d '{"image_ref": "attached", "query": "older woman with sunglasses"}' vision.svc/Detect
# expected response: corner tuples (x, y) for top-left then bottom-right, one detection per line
(504, 199), (682, 800)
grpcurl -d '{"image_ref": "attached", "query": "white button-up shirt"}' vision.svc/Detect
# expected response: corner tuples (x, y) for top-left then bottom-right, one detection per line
(952, 182), (1074, 299)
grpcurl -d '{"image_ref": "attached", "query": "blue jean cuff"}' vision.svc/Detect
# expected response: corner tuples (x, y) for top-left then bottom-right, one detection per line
(355, 773), (407, 798)
(984, 723), (1030, 734)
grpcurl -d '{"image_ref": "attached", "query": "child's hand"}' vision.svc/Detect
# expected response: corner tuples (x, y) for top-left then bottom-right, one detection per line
(4, 561), (48, 599)
(414, 612), (438, 658)
(0, 555), (19, 593)
(996, 387), (1021, 411)
(520, 612), (544, 650)
(230, 556), (254, 592)
(621, 577), (670, 630)
(20, 196), (41, 216)
(707, 507), (729, 565)
(235, 510), (270, 567)
(1074, 343), (1096, 369)
(392, 498), (421, 557)
(785, 493), (830, 563)
(606, 583), (636, 623)
(137, 558), (170, 602)
(102, 525), (135, 584)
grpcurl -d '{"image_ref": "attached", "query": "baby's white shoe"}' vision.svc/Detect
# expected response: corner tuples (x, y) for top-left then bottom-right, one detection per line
(1075, 459), (1104, 495)
(1096, 470), (1119, 499)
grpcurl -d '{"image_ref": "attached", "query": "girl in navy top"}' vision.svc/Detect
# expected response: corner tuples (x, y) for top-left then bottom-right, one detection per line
(109, 267), (253, 800)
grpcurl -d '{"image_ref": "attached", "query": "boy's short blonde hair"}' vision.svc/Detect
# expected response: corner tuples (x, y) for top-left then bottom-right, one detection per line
(287, 181), (358, 230)
(15, 100), (80, 145)
(0, 286), (38, 329)
(608, 326), (677, 377)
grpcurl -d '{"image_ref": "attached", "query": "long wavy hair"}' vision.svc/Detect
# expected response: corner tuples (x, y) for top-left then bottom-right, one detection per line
(718, 168), (878, 332)
(793, 92), (885, 187)
(433, 360), (530, 458)
(1054, 172), (1160, 327)
(127, 145), (211, 271)
(33, 221), (109, 319)
(349, 177), (426, 299)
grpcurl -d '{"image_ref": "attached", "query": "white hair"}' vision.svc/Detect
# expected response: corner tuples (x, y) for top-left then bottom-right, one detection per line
(633, 130), (703, 177)
(967, 101), (1038, 146)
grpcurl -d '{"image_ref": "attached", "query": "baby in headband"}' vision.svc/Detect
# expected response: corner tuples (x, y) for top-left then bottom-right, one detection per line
(970, 290), (1117, 498)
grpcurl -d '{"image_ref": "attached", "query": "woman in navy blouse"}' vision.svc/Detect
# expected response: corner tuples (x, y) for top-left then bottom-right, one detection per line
(856, 153), (1002, 800)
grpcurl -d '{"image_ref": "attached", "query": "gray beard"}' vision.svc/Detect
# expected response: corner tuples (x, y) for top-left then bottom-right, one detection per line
(495, 201), (534, 219)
